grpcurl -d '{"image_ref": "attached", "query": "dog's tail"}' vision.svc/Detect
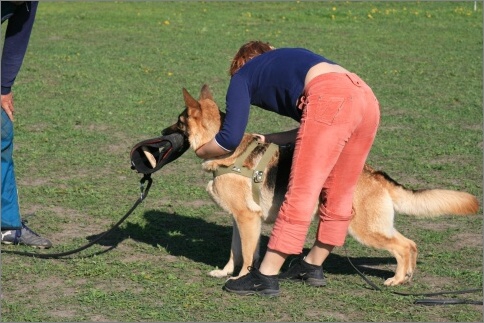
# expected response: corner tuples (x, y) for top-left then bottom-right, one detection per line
(380, 171), (480, 217)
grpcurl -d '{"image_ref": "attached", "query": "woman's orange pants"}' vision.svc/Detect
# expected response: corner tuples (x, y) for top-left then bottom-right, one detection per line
(267, 72), (380, 254)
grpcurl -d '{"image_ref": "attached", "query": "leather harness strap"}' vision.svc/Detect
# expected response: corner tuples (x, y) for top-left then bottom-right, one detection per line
(213, 140), (279, 205)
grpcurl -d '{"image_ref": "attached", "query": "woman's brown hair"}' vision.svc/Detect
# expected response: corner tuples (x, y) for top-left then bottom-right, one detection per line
(229, 41), (274, 76)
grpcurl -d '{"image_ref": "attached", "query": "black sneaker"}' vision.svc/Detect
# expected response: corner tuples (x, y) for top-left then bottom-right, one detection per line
(279, 257), (326, 287)
(223, 267), (280, 296)
(1, 221), (52, 249)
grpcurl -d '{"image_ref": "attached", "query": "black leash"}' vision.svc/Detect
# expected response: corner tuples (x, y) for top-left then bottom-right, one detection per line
(344, 245), (483, 306)
(1, 175), (153, 259)
(2, 131), (190, 258)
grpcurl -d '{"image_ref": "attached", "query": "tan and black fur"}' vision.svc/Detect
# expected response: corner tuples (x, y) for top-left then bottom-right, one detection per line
(162, 84), (479, 286)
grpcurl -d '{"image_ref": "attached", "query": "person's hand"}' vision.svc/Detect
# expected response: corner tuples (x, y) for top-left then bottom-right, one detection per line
(254, 134), (266, 143)
(1, 92), (15, 121)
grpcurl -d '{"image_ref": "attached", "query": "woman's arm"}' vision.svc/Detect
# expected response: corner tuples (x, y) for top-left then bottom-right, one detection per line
(195, 138), (233, 159)
(259, 128), (298, 145)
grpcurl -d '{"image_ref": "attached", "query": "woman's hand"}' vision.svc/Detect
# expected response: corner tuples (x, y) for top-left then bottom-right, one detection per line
(254, 134), (266, 143)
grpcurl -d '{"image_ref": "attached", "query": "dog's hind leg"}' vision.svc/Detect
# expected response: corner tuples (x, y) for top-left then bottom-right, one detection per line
(380, 231), (417, 286)
(350, 227), (417, 286)
(209, 219), (241, 278)
(350, 191), (418, 286)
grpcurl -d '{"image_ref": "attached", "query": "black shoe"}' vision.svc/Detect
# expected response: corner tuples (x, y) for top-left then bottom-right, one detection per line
(1, 220), (52, 249)
(279, 257), (326, 287)
(223, 267), (280, 296)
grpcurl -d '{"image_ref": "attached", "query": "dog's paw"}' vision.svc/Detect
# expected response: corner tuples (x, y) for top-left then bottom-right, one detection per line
(384, 272), (412, 286)
(208, 269), (230, 278)
(384, 277), (400, 286)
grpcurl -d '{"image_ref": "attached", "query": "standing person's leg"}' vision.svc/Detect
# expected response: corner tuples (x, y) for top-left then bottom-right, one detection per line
(266, 73), (376, 267)
(277, 73), (379, 287)
(1, 109), (53, 248)
(290, 73), (379, 281)
(1, 108), (22, 230)
(259, 95), (348, 275)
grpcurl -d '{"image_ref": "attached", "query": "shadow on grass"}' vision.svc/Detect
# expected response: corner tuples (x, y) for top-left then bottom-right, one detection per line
(87, 209), (396, 280)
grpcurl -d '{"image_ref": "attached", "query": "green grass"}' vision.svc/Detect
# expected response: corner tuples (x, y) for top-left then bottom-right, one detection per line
(1, 1), (482, 322)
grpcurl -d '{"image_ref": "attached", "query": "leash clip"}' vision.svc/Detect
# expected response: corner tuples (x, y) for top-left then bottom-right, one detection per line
(139, 174), (152, 200)
(139, 182), (145, 199)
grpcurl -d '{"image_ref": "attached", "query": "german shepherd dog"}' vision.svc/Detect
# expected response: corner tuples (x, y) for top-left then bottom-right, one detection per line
(161, 84), (479, 286)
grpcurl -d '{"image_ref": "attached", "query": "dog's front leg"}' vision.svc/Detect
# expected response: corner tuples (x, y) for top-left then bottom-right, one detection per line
(208, 219), (241, 278)
(233, 211), (262, 278)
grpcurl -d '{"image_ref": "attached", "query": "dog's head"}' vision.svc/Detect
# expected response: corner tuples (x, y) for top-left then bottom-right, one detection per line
(162, 84), (225, 151)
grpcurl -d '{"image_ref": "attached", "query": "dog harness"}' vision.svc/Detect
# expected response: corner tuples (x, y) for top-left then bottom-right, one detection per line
(213, 140), (279, 205)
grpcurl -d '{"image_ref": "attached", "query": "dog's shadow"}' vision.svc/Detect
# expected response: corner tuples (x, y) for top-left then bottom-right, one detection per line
(87, 210), (397, 280)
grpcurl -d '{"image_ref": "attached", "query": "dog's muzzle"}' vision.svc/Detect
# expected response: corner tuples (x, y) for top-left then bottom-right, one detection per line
(130, 132), (189, 175)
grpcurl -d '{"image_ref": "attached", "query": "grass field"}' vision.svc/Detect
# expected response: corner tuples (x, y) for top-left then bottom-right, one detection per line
(1, 1), (482, 322)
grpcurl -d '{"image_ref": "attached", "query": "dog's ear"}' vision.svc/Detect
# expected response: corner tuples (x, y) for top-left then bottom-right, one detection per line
(183, 88), (202, 118)
(199, 84), (213, 101)
(183, 88), (200, 109)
